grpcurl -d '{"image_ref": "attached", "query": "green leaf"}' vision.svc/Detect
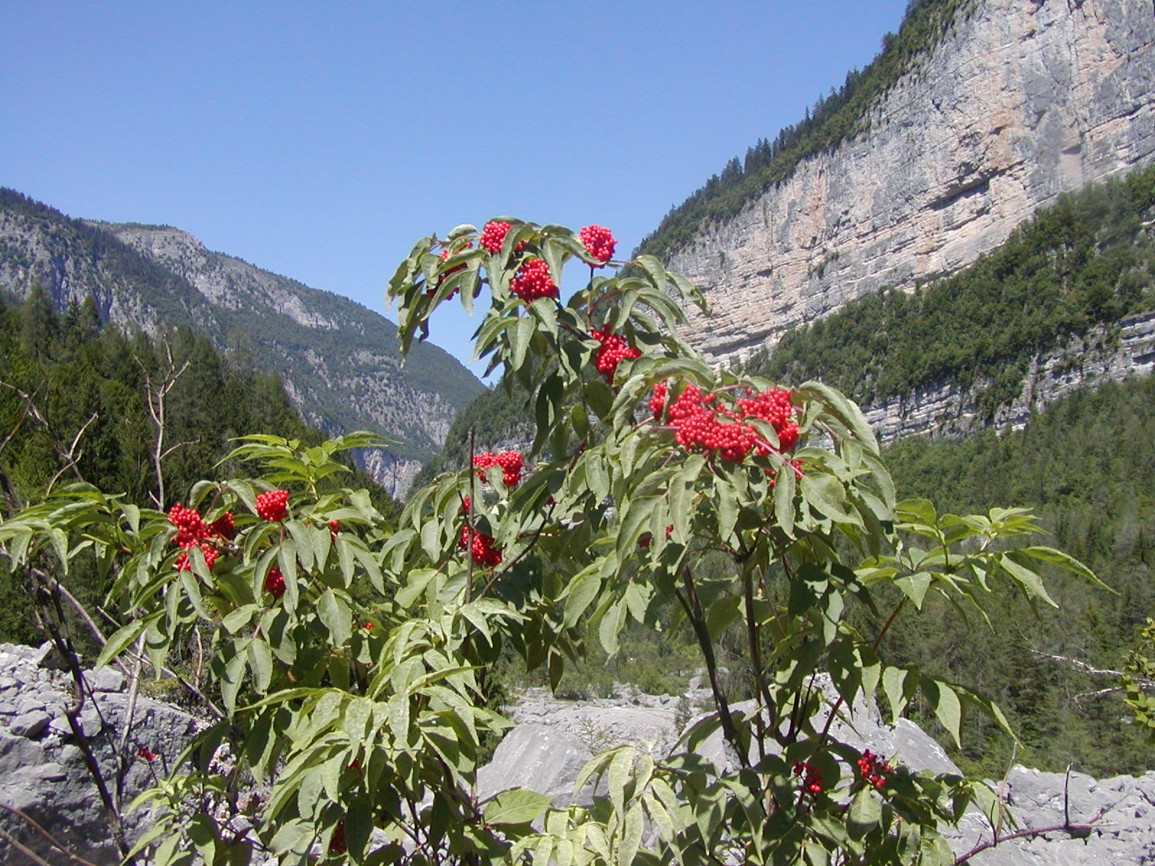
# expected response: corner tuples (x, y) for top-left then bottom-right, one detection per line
(95, 614), (158, 669)
(510, 314), (535, 372)
(894, 571), (933, 609)
(848, 787), (882, 838)
(922, 676), (962, 747)
(481, 788), (553, 825)
(997, 554), (1058, 608)
(798, 380), (879, 453)
(318, 589), (353, 646)
(799, 472), (860, 525)
(563, 567), (602, 628)
(1016, 546), (1112, 591)
(882, 665), (916, 722)
(247, 638), (273, 693)
(773, 459), (796, 537)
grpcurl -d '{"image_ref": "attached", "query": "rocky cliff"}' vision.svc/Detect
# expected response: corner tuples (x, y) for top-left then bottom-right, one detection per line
(669, 0), (1155, 365)
(862, 308), (1155, 441)
(0, 192), (485, 496)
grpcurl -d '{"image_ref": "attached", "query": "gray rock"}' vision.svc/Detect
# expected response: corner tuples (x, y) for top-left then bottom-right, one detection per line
(32, 642), (69, 671)
(9, 710), (50, 738)
(0, 643), (203, 866)
(478, 724), (594, 807)
(88, 667), (126, 693)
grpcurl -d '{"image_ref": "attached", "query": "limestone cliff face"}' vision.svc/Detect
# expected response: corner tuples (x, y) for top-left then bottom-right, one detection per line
(670, 0), (1155, 364)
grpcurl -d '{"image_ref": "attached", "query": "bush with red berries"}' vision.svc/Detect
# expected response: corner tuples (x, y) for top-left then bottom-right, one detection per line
(1, 219), (1103, 866)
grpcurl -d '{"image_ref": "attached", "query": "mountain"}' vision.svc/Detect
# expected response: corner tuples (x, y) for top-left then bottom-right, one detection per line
(647, 0), (1155, 372)
(0, 189), (485, 495)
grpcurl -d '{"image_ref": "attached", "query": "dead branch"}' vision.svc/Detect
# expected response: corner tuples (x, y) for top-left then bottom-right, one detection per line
(138, 342), (190, 509)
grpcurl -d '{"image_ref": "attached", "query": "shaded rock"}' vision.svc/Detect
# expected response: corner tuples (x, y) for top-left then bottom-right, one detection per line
(0, 643), (203, 866)
(478, 724), (594, 807)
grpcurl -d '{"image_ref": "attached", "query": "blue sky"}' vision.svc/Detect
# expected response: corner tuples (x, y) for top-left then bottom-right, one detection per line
(2, 2), (907, 378)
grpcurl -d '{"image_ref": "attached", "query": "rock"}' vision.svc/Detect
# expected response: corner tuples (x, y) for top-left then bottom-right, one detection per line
(9, 710), (50, 738)
(477, 679), (1155, 866)
(32, 642), (68, 671)
(668, 0), (1155, 379)
(88, 667), (126, 693)
(953, 766), (1155, 865)
(0, 642), (203, 866)
(478, 724), (594, 807)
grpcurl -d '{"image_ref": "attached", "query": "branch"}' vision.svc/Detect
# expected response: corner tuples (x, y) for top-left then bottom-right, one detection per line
(955, 764), (1111, 864)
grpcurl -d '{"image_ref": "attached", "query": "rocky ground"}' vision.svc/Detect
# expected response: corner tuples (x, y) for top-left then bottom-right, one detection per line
(2, 644), (1153, 865)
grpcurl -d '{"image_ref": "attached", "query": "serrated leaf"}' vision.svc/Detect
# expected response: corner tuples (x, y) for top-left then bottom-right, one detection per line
(923, 676), (962, 747)
(894, 571), (933, 609)
(848, 787), (882, 838)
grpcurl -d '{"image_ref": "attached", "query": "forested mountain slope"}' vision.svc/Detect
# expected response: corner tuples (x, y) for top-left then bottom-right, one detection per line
(0, 292), (404, 645)
(0, 189), (485, 494)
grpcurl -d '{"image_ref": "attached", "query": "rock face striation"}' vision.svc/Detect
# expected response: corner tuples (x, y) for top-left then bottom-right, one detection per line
(669, 0), (1155, 367)
(0, 191), (485, 496)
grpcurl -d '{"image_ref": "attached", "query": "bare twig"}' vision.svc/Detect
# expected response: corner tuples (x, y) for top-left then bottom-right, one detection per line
(138, 341), (190, 509)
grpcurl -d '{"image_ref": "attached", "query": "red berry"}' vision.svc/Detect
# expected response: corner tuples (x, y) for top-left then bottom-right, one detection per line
(579, 225), (616, 265)
(264, 566), (286, 599)
(591, 328), (640, 384)
(479, 220), (513, 254)
(473, 451), (523, 488)
(208, 512), (234, 540)
(509, 258), (557, 302)
(255, 490), (289, 522)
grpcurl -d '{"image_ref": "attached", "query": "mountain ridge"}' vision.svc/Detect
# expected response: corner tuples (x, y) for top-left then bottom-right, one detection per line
(0, 188), (485, 496)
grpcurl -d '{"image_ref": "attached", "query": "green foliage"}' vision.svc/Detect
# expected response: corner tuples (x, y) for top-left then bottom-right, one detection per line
(880, 377), (1155, 776)
(751, 164), (1155, 417)
(636, 0), (978, 262)
(0, 220), (1102, 864)
(1123, 618), (1155, 741)
(0, 292), (397, 645)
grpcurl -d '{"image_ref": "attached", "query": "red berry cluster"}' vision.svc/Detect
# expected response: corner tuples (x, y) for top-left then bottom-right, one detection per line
(472, 451), (523, 487)
(856, 750), (892, 789)
(579, 225), (616, 265)
(591, 328), (641, 384)
(168, 504), (232, 571)
(793, 760), (823, 795)
(459, 496), (502, 568)
(264, 566), (286, 599)
(136, 745), (157, 762)
(255, 489), (289, 522)
(509, 258), (557, 302)
(651, 382), (799, 463)
(479, 220), (513, 254)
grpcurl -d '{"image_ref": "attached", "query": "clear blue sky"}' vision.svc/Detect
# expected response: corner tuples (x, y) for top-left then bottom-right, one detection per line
(2, 2), (907, 378)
